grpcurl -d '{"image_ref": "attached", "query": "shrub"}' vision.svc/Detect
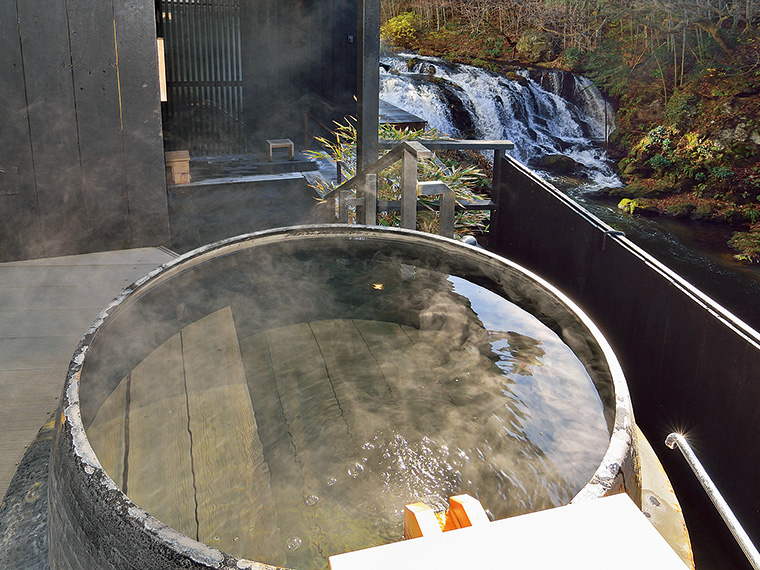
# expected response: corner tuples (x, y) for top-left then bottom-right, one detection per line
(729, 229), (760, 262)
(380, 12), (421, 49)
(305, 121), (490, 236)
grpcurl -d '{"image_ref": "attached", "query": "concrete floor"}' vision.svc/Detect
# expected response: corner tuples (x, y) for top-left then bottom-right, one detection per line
(0, 247), (176, 499)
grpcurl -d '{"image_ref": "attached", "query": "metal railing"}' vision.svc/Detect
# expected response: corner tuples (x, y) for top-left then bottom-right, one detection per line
(666, 432), (760, 570)
(322, 139), (513, 238)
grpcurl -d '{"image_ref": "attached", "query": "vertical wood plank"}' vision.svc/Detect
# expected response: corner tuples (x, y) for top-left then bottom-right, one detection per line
(308, 319), (394, 441)
(239, 332), (293, 568)
(67, 0), (131, 249)
(14, 0), (88, 257)
(0, 0), (38, 260)
(263, 323), (356, 566)
(401, 149), (418, 229)
(112, 0), (169, 247)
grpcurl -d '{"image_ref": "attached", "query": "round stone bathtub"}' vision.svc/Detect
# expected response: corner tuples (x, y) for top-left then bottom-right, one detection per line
(48, 225), (636, 570)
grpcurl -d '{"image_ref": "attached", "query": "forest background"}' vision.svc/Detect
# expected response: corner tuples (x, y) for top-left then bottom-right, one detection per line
(379, 0), (760, 261)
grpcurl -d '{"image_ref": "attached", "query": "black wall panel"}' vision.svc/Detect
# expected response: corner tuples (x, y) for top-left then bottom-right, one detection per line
(0, 0), (39, 259)
(491, 156), (760, 570)
(67, 0), (131, 250)
(0, 0), (169, 261)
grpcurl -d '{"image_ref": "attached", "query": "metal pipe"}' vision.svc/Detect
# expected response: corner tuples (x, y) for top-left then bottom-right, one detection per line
(666, 432), (760, 570)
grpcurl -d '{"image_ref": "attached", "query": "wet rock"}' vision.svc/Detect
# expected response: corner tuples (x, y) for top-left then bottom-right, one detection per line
(529, 154), (586, 175)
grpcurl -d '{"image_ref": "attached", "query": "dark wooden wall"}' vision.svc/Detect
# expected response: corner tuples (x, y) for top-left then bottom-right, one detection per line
(491, 155), (760, 570)
(0, 0), (169, 261)
(240, 0), (358, 149)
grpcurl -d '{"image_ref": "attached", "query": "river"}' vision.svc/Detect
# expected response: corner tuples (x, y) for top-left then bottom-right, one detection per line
(379, 53), (760, 331)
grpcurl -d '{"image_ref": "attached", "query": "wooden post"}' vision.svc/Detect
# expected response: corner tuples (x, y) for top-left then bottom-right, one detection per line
(418, 180), (454, 238)
(401, 148), (417, 230)
(439, 190), (455, 238)
(360, 173), (378, 225)
(356, 0), (380, 225)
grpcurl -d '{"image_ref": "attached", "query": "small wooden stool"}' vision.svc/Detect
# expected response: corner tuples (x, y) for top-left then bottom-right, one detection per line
(165, 150), (191, 185)
(266, 138), (295, 161)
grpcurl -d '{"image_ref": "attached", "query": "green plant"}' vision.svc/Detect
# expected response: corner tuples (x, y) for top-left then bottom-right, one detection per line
(647, 153), (673, 170)
(485, 37), (504, 58)
(709, 165), (735, 179)
(729, 229), (760, 263)
(305, 121), (491, 236)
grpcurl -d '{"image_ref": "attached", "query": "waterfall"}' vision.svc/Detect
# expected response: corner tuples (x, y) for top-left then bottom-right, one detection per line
(379, 53), (621, 190)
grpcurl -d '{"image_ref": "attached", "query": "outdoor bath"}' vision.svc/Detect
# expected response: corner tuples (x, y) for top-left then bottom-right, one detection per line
(47, 225), (636, 570)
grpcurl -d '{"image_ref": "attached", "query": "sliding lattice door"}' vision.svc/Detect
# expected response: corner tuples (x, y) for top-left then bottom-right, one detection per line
(159, 0), (246, 155)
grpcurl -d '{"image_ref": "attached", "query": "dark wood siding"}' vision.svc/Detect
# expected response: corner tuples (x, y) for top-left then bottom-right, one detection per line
(0, 0), (169, 261)
(240, 0), (357, 150)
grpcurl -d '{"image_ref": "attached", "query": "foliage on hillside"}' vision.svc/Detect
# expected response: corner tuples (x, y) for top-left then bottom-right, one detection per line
(380, 0), (760, 261)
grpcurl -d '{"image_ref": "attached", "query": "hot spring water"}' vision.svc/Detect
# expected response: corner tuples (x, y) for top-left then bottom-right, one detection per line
(80, 232), (610, 568)
(52, 227), (632, 570)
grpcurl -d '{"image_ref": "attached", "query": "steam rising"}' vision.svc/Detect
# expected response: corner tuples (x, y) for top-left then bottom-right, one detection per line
(80, 235), (610, 569)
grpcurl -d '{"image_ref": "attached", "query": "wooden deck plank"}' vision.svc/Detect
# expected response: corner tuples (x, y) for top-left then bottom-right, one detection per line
(308, 319), (395, 441)
(239, 333), (294, 568)
(0, 247), (172, 267)
(126, 333), (195, 536)
(0, 246), (175, 500)
(238, 318), (506, 568)
(0, 309), (98, 338)
(262, 323), (360, 567)
(0, 335), (83, 371)
(265, 323), (352, 457)
(181, 307), (280, 560)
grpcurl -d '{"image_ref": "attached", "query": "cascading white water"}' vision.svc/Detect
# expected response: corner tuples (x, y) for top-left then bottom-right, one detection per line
(380, 53), (622, 190)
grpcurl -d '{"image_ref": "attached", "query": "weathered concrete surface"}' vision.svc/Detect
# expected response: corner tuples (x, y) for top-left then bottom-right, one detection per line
(0, 419), (53, 570)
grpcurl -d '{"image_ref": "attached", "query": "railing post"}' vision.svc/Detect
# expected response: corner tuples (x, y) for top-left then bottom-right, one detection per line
(490, 148), (505, 237)
(439, 190), (455, 238)
(418, 181), (455, 238)
(338, 189), (350, 223)
(401, 148), (418, 230)
(359, 174), (377, 225)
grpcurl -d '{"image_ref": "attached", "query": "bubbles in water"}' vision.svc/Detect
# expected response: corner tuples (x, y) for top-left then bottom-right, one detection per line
(326, 476), (337, 486)
(303, 493), (319, 507)
(362, 442), (375, 450)
(348, 462), (364, 478)
(286, 537), (302, 551)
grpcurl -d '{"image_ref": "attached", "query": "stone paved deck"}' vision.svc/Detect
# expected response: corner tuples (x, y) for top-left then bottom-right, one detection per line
(0, 247), (176, 499)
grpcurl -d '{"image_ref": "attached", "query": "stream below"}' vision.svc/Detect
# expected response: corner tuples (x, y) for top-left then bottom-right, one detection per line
(380, 53), (760, 331)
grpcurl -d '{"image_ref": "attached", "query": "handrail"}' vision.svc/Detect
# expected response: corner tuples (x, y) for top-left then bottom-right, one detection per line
(378, 139), (514, 151)
(322, 141), (431, 200)
(666, 432), (760, 570)
(322, 138), (511, 232)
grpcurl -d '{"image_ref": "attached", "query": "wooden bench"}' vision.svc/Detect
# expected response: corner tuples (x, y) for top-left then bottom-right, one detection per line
(266, 138), (295, 161)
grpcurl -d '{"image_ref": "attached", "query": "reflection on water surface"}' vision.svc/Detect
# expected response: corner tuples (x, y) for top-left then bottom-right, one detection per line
(83, 246), (609, 569)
